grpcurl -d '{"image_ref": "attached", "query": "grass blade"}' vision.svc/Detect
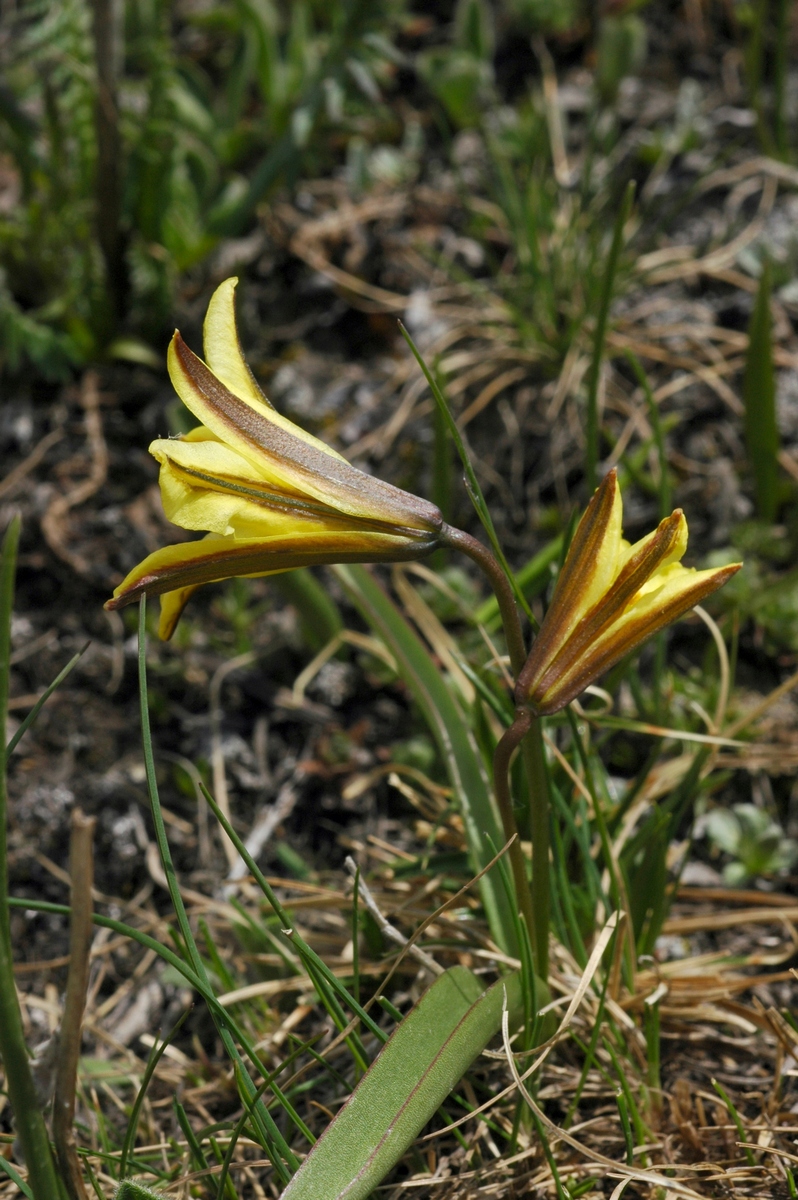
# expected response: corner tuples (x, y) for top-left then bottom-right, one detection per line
(585, 180), (635, 492)
(399, 322), (534, 623)
(120, 1007), (192, 1179)
(137, 598), (300, 1179)
(6, 645), (88, 756)
(0, 1158), (34, 1200)
(335, 564), (518, 954)
(743, 259), (779, 523)
(280, 967), (522, 1200)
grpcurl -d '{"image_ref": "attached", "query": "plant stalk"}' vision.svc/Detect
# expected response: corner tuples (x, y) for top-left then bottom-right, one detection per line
(0, 518), (63, 1200)
(443, 525), (549, 976)
(521, 717), (550, 979)
(442, 526), (527, 674)
(53, 808), (96, 1200)
(492, 710), (535, 952)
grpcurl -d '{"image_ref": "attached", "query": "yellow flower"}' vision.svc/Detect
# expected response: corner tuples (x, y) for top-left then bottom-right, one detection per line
(105, 278), (443, 638)
(516, 470), (741, 715)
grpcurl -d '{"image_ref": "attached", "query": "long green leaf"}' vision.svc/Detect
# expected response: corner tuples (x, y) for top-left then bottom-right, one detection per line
(6, 645), (87, 756)
(335, 564), (517, 954)
(280, 967), (522, 1200)
(0, 1156), (34, 1200)
(399, 323), (534, 623)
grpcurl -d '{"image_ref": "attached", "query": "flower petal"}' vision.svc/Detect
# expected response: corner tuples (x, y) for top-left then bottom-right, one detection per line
(203, 276), (349, 463)
(531, 561), (741, 714)
(105, 527), (441, 614)
(516, 470), (622, 697)
(167, 333), (442, 533)
(525, 509), (687, 702)
(159, 584), (200, 640)
(151, 437), (356, 536)
(203, 277), (276, 413)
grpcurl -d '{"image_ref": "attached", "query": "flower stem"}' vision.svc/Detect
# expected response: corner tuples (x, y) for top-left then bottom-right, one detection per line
(443, 525), (550, 977)
(0, 518), (63, 1200)
(492, 710), (535, 948)
(441, 526), (527, 675)
(521, 718), (550, 979)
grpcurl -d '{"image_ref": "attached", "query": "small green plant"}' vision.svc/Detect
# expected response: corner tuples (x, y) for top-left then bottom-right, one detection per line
(416, 0), (495, 129)
(706, 802), (798, 885)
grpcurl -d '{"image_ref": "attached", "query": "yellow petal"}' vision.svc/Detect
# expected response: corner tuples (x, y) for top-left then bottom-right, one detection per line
(152, 435), (391, 540)
(167, 332), (441, 533)
(156, 460), (342, 537)
(527, 509), (687, 700)
(105, 527), (440, 615)
(517, 470), (622, 696)
(201, 277), (348, 463)
(203, 277), (276, 412)
(531, 561), (741, 714)
(159, 584), (200, 640)
(617, 509), (688, 575)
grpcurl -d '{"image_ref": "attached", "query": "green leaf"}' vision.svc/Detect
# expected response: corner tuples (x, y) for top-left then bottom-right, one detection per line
(398, 324), (534, 623)
(280, 967), (522, 1200)
(335, 565), (517, 955)
(7, 645), (87, 756)
(0, 1157), (34, 1200)
(744, 259), (779, 523)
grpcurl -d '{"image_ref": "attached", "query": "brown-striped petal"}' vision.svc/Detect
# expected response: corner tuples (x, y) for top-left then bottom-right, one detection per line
(529, 561), (741, 714)
(105, 527), (441, 618)
(168, 334), (442, 534)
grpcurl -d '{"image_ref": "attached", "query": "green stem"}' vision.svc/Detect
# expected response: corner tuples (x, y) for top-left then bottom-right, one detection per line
(521, 718), (550, 980)
(444, 525), (551, 978)
(0, 518), (63, 1200)
(492, 710), (535, 954)
(441, 526), (527, 675)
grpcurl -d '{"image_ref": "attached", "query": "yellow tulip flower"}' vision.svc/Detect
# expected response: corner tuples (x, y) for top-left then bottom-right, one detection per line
(516, 469), (740, 715)
(106, 278), (443, 638)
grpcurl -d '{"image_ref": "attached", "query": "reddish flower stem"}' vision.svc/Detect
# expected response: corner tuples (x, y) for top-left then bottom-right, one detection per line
(442, 525), (550, 977)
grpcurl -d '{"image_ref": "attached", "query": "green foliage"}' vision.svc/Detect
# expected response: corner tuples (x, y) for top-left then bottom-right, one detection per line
(738, 0), (793, 157)
(708, 549), (798, 654)
(503, 0), (581, 35)
(0, 0), (408, 376)
(706, 803), (798, 885)
(416, 0), (496, 128)
(595, 14), (647, 107)
(116, 1179), (168, 1200)
(585, 181), (635, 491)
(281, 968), (522, 1200)
(336, 563), (519, 954)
